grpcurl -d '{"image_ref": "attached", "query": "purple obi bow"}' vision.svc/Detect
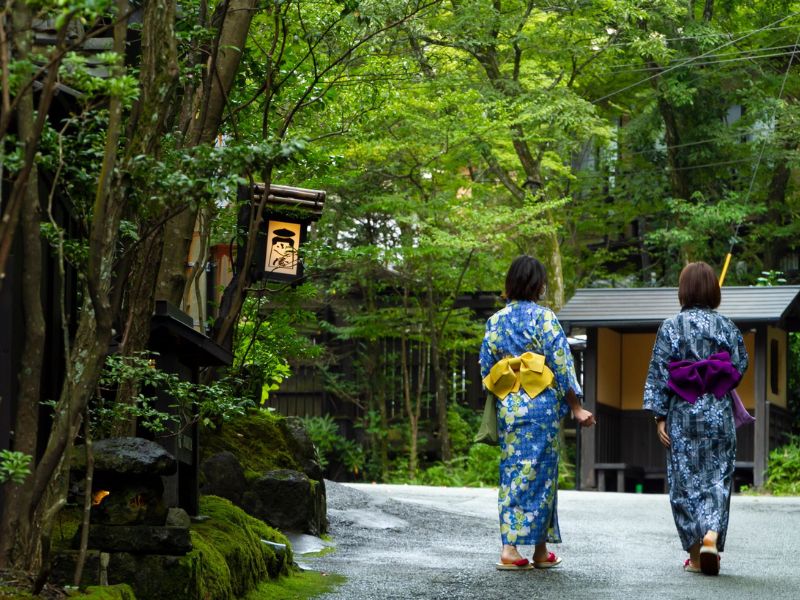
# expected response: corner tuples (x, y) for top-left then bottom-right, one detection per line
(667, 351), (755, 428)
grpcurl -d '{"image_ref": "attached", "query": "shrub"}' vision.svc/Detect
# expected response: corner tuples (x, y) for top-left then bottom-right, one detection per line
(0, 450), (31, 484)
(765, 436), (800, 496)
(447, 404), (479, 456)
(302, 415), (365, 478)
(415, 444), (500, 488)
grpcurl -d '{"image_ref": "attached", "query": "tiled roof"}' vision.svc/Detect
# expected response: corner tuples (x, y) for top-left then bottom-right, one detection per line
(557, 286), (800, 329)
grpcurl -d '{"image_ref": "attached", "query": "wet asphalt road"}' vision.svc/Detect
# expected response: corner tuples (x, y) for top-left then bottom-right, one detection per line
(300, 482), (800, 600)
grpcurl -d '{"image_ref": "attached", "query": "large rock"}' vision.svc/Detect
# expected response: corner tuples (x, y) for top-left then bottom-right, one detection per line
(73, 525), (192, 555)
(75, 437), (177, 477)
(283, 417), (324, 481)
(200, 451), (247, 504)
(240, 469), (327, 535)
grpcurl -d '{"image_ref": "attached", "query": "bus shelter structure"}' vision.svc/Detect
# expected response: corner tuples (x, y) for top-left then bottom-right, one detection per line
(557, 286), (800, 491)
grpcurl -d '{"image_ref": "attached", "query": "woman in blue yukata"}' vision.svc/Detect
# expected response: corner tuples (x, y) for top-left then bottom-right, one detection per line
(644, 262), (749, 576)
(480, 255), (595, 571)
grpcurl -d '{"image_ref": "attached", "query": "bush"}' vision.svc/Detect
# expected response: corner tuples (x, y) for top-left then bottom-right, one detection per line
(0, 450), (31, 484)
(413, 444), (500, 488)
(447, 404), (479, 456)
(765, 436), (800, 496)
(301, 415), (365, 478)
(789, 332), (800, 431)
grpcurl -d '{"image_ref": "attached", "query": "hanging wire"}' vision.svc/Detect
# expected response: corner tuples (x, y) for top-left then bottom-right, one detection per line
(592, 12), (800, 105)
(607, 47), (800, 74)
(718, 28), (800, 286)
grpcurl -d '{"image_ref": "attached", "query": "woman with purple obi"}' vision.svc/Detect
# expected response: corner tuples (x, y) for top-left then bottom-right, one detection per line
(643, 262), (749, 576)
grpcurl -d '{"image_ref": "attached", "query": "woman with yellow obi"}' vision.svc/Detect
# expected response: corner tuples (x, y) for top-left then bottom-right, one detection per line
(480, 255), (595, 570)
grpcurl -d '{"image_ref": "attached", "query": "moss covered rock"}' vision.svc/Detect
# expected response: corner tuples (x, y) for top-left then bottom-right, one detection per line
(71, 583), (137, 599)
(190, 495), (292, 599)
(50, 496), (292, 600)
(200, 410), (328, 535)
(200, 410), (304, 481)
(241, 470), (327, 535)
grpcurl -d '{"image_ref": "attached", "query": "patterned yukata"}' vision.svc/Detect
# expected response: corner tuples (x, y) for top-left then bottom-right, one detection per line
(643, 307), (749, 552)
(479, 301), (581, 547)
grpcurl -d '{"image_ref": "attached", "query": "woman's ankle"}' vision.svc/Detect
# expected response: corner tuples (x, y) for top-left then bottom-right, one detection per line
(689, 542), (701, 563)
(532, 542), (549, 562)
(501, 544), (522, 560)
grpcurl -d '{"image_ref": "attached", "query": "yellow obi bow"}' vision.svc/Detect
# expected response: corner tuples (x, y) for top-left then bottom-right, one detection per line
(483, 352), (554, 400)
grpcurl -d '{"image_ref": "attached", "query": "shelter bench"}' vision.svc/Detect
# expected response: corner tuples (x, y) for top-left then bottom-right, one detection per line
(594, 463), (644, 492)
(644, 468), (668, 493)
(733, 461), (754, 491)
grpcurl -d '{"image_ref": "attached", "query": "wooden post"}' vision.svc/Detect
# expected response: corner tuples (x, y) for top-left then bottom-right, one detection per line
(753, 325), (768, 487)
(580, 328), (598, 490)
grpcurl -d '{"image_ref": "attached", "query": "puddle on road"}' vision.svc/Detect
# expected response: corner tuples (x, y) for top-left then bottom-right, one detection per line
(329, 507), (409, 530)
(286, 532), (334, 555)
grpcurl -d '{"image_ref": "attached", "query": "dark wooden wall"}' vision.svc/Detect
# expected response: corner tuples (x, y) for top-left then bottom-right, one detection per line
(596, 404), (757, 465)
(266, 339), (486, 439)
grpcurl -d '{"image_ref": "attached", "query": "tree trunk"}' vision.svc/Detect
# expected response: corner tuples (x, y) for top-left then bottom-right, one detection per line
(426, 276), (450, 462)
(431, 338), (450, 463)
(540, 222), (565, 311)
(400, 335), (417, 478)
(0, 5), (45, 565)
(762, 152), (792, 270)
(0, 10), (67, 283)
(651, 77), (690, 200)
(156, 0), (258, 308)
(0, 0), (129, 571)
(374, 346), (389, 482)
(112, 227), (166, 436)
(702, 0), (714, 22)
(111, 0), (184, 427)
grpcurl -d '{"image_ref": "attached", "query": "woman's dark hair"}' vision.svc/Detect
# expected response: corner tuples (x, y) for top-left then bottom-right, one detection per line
(505, 255), (547, 301)
(678, 261), (721, 309)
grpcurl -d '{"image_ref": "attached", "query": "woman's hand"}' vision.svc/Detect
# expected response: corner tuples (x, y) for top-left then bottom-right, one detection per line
(656, 419), (670, 448)
(565, 389), (595, 427)
(572, 407), (596, 428)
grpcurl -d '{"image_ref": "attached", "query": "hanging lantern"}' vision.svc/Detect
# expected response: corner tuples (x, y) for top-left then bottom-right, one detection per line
(237, 183), (326, 283)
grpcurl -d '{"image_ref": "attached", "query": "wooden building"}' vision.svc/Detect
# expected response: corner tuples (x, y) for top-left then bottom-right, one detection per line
(557, 286), (800, 491)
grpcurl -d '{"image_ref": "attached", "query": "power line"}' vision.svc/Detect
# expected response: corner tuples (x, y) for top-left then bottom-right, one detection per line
(602, 23), (799, 48)
(729, 28), (800, 252)
(572, 157), (755, 184)
(607, 44), (800, 72)
(592, 12), (800, 104)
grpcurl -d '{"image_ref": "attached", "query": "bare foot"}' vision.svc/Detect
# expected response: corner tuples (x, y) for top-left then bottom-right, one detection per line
(689, 541), (701, 564)
(500, 544), (525, 564)
(703, 530), (718, 548)
(532, 542), (550, 563)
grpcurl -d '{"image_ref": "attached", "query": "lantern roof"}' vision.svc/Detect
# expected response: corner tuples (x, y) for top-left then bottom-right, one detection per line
(244, 183), (326, 218)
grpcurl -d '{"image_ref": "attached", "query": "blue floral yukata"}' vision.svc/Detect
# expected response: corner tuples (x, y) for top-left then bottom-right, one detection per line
(643, 307), (748, 552)
(479, 301), (581, 547)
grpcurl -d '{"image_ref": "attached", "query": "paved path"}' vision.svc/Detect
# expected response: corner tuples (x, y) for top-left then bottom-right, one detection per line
(300, 482), (800, 599)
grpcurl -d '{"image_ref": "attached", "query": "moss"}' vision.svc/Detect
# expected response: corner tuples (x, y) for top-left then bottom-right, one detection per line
(300, 546), (335, 559)
(185, 531), (232, 599)
(48, 496), (292, 600)
(52, 506), (83, 551)
(70, 584), (136, 599)
(242, 570), (346, 600)
(200, 410), (303, 476)
(188, 496), (293, 599)
(0, 586), (36, 599)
